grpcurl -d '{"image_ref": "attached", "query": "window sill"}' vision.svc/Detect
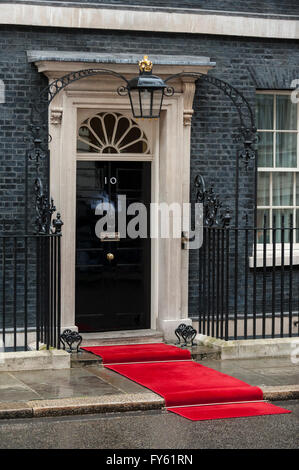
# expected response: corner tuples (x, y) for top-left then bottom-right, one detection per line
(249, 248), (299, 267)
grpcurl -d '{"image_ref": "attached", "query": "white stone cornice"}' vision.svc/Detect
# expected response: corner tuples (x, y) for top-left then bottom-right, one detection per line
(29, 57), (214, 80)
(0, 3), (298, 40)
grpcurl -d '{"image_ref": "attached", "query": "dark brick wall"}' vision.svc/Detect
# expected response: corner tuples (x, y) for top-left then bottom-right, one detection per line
(4, 0), (299, 16)
(0, 25), (298, 331)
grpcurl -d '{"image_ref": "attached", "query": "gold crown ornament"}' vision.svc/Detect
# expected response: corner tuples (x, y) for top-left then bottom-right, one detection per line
(138, 55), (153, 73)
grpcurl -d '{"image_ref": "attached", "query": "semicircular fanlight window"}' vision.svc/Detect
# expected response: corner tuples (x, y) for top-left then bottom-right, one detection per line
(77, 112), (150, 154)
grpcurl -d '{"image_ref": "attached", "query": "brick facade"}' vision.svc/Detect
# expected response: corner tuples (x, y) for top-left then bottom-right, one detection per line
(0, 3), (299, 332)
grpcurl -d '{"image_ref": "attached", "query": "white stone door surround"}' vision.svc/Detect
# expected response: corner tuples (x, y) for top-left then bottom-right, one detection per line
(31, 53), (214, 340)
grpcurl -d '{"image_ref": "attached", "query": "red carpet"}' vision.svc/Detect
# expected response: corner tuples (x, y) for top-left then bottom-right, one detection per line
(105, 361), (264, 406)
(168, 402), (291, 421)
(82, 343), (191, 363)
(82, 343), (291, 421)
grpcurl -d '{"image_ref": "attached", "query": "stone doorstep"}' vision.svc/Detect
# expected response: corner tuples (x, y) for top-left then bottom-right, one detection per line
(80, 329), (164, 347)
(71, 345), (220, 367)
(0, 385), (297, 420)
(71, 350), (103, 368)
(195, 335), (299, 360)
(189, 345), (221, 361)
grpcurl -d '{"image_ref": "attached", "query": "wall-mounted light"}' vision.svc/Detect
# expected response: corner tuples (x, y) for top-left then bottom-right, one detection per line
(119, 56), (174, 119)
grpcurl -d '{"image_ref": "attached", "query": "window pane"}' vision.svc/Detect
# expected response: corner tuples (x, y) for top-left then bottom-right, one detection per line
(257, 172), (270, 205)
(256, 209), (270, 243)
(272, 172), (293, 206)
(77, 126), (102, 153)
(276, 95), (297, 130)
(296, 174), (299, 205)
(272, 209), (293, 243)
(256, 94), (273, 130)
(258, 132), (273, 167)
(130, 89), (142, 117)
(152, 89), (163, 117)
(140, 89), (151, 117)
(297, 211), (299, 243)
(276, 133), (297, 167)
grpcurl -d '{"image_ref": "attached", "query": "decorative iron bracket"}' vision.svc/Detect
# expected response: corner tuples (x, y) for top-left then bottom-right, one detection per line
(60, 329), (82, 353)
(175, 323), (197, 347)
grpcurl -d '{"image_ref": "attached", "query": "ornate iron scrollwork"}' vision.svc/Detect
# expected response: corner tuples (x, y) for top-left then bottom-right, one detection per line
(235, 126), (259, 168)
(181, 325), (197, 346)
(29, 67), (257, 235)
(28, 69), (131, 235)
(40, 68), (129, 105)
(194, 174), (231, 227)
(34, 177), (56, 234)
(175, 323), (187, 343)
(163, 86), (175, 97)
(28, 123), (63, 234)
(220, 207), (232, 227)
(165, 73), (255, 132)
(175, 323), (197, 347)
(27, 125), (50, 170)
(52, 212), (64, 234)
(165, 72), (258, 168)
(60, 329), (83, 353)
(117, 85), (128, 96)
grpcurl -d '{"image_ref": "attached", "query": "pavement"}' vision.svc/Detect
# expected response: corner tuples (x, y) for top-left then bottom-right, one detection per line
(0, 401), (298, 449)
(0, 347), (298, 420)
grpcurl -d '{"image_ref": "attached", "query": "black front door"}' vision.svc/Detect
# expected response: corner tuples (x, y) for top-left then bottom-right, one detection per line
(75, 161), (151, 332)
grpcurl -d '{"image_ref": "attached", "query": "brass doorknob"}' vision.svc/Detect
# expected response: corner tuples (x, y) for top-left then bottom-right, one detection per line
(106, 253), (114, 262)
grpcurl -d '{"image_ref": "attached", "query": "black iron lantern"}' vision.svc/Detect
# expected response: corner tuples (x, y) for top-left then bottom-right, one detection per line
(126, 56), (172, 119)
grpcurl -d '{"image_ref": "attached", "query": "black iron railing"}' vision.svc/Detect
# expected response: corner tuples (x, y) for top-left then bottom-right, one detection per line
(195, 217), (299, 340)
(0, 233), (61, 351)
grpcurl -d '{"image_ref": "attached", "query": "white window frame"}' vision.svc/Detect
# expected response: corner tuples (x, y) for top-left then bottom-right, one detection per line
(250, 90), (299, 267)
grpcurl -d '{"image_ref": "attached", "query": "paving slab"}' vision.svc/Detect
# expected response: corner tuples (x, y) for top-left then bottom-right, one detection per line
(201, 358), (299, 387)
(0, 372), (42, 402)
(12, 368), (123, 400)
(85, 366), (148, 394)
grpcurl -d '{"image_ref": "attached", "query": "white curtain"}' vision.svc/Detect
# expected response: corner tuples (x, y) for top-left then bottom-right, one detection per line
(257, 94), (297, 237)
